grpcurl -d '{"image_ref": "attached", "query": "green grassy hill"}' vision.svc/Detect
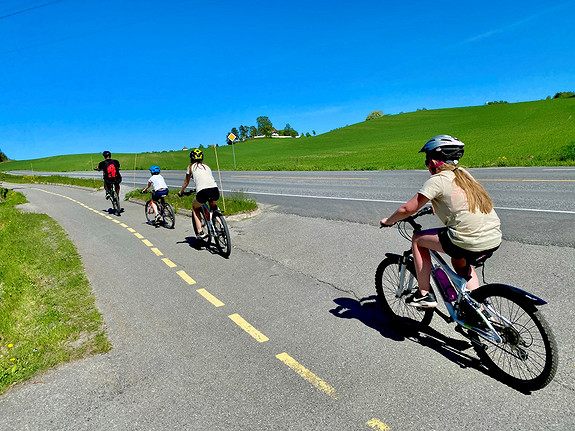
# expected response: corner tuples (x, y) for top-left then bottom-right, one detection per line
(2, 98), (574, 172)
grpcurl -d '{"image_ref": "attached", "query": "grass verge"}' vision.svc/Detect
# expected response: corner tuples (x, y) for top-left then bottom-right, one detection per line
(0, 172), (103, 189)
(125, 189), (258, 216)
(0, 188), (111, 395)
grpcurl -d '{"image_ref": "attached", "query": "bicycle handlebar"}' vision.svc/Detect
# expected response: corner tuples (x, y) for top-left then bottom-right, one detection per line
(402, 206), (433, 231)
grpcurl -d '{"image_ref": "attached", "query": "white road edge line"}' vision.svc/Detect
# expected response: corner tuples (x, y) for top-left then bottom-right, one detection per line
(234, 190), (575, 215)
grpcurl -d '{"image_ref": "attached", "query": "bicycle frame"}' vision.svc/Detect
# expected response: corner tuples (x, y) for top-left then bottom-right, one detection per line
(389, 209), (522, 345)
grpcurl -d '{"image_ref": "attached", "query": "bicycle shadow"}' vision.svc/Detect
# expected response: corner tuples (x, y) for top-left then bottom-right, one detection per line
(178, 236), (226, 258)
(329, 296), (404, 342)
(329, 296), (530, 393)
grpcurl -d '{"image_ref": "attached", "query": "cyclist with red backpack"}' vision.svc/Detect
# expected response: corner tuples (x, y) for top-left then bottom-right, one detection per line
(95, 151), (122, 200)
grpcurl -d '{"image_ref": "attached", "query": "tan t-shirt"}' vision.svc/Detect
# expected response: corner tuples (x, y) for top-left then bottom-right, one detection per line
(418, 169), (502, 252)
(186, 163), (217, 192)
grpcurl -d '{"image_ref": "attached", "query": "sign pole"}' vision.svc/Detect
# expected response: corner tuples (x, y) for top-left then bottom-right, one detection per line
(227, 132), (237, 169)
(213, 142), (225, 212)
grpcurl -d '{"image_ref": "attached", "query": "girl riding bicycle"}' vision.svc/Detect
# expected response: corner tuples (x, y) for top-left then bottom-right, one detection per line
(178, 149), (220, 240)
(141, 165), (169, 224)
(380, 135), (502, 308)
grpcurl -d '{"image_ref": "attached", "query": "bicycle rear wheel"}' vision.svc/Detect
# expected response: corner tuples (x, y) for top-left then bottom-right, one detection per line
(111, 189), (121, 216)
(375, 256), (434, 332)
(469, 284), (558, 391)
(213, 212), (231, 258)
(145, 201), (155, 223)
(162, 203), (175, 229)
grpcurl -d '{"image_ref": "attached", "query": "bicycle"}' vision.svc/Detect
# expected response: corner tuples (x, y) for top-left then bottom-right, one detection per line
(187, 189), (231, 258)
(375, 206), (558, 391)
(143, 190), (175, 229)
(108, 183), (122, 216)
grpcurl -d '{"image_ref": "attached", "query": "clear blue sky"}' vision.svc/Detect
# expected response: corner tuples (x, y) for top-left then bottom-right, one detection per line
(1, 0), (574, 161)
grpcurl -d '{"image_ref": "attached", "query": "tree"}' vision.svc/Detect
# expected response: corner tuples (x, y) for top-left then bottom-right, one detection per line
(366, 110), (383, 121)
(257, 116), (273, 137)
(553, 91), (575, 99)
(249, 126), (258, 137)
(0, 148), (7, 162)
(238, 125), (248, 140)
(312, 130), (316, 136)
(231, 127), (239, 138)
(284, 123), (293, 136)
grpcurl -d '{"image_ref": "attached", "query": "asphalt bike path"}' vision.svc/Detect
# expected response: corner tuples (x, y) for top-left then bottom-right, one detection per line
(0, 183), (574, 430)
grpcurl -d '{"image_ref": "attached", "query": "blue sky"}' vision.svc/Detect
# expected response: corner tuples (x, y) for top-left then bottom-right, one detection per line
(1, 0), (574, 161)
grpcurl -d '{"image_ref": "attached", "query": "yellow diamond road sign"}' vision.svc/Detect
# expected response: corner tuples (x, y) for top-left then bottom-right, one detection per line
(228, 133), (236, 141)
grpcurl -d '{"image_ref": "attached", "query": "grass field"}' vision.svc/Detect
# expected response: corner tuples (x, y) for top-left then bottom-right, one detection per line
(0, 189), (111, 394)
(0, 172), (104, 189)
(126, 189), (257, 216)
(2, 98), (574, 172)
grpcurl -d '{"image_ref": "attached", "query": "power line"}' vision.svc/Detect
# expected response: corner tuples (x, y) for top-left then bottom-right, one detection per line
(0, 0), (64, 21)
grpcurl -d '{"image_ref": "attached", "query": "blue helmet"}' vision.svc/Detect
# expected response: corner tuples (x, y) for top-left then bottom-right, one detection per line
(149, 165), (161, 174)
(420, 135), (464, 163)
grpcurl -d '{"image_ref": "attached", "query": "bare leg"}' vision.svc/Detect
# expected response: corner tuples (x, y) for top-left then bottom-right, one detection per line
(451, 258), (480, 290)
(412, 228), (445, 295)
(192, 198), (203, 233)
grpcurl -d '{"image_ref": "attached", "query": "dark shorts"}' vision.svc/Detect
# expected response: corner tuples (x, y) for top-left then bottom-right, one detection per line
(196, 187), (220, 204)
(152, 189), (168, 201)
(438, 227), (500, 261)
(104, 177), (122, 186)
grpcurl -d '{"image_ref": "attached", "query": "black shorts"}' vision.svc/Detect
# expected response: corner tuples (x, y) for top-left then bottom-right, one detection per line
(196, 187), (220, 204)
(104, 177), (122, 186)
(438, 227), (499, 261)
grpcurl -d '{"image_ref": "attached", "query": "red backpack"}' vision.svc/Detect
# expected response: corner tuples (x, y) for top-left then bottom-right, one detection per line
(104, 160), (118, 179)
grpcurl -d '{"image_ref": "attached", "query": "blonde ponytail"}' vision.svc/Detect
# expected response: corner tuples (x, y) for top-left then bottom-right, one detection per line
(438, 164), (494, 213)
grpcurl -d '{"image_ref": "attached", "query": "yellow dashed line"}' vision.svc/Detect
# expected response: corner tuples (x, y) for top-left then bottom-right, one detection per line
(142, 239), (153, 247)
(151, 248), (163, 256)
(162, 258), (177, 267)
(105, 216), (113, 220)
(276, 353), (338, 399)
(120, 223), (128, 227)
(127, 228), (136, 233)
(366, 419), (391, 431)
(196, 288), (223, 306)
(177, 270), (197, 285)
(134, 232), (144, 239)
(112, 219), (121, 224)
(228, 314), (269, 342)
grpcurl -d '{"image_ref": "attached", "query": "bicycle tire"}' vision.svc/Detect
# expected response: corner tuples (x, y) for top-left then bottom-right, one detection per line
(375, 256), (434, 332)
(110, 189), (121, 216)
(145, 200), (155, 223)
(212, 212), (231, 258)
(468, 283), (558, 391)
(162, 203), (175, 229)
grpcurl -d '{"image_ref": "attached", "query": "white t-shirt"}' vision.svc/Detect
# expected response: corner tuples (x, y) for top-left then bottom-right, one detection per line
(418, 169), (502, 252)
(148, 174), (168, 191)
(186, 163), (217, 192)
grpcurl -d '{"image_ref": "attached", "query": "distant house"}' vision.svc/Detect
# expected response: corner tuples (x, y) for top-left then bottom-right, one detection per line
(182, 146), (189, 151)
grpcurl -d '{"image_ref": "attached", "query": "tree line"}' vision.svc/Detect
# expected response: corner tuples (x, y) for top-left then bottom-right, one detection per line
(226, 116), (315, 144)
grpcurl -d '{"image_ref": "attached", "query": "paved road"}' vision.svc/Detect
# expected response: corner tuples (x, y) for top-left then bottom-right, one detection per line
(9, 166), (575, 247)
(0, 180), (574, 430)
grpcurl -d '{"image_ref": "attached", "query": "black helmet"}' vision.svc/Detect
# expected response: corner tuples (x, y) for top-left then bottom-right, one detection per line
(102, 151), (111, 158)
(419, 135), (464, 164)
(190, 148), (204, 161)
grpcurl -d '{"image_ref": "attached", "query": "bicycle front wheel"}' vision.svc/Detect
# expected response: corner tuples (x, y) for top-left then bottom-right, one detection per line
(145, 201), (155, 223)
(213, 212), (231, 258)
(375, 257), (433, 332)
(469, 283), (558, 391)
(162, 203), (175, 229)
